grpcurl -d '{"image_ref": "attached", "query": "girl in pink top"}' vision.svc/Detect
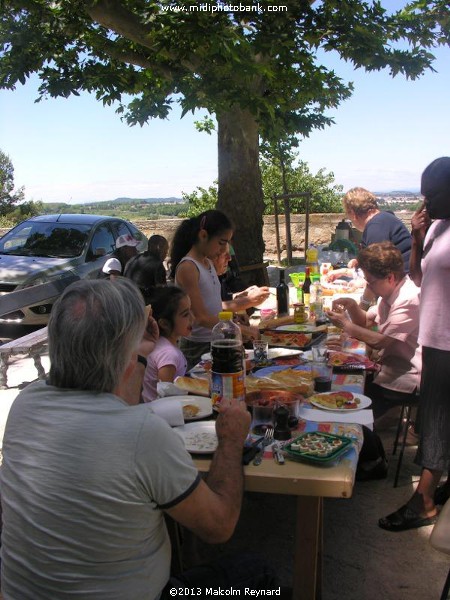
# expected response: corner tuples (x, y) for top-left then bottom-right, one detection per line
(142, 286), (193, 402)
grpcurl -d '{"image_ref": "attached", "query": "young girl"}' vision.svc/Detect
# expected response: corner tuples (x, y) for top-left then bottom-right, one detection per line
(142, 286), (193, 402)
(169, 209), (265, 370)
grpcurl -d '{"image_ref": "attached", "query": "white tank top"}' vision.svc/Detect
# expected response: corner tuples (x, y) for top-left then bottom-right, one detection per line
(176, 257), (222, 343)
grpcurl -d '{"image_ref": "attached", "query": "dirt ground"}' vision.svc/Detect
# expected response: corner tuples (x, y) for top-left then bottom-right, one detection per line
(186, 413), (449, 600)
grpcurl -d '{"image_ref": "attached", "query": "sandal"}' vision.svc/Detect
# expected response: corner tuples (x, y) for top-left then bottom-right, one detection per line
(378, 504), (437, 532)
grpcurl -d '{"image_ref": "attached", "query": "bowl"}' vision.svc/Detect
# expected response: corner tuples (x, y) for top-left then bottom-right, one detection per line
(245, 390), (304, 418)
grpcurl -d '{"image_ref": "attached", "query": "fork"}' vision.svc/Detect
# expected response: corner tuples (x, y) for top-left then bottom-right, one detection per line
(253, 427), (274, 466)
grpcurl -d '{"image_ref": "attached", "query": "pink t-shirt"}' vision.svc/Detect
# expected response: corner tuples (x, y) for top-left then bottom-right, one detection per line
(367, 275), (422, 393)
(142, 337), (187, 402)
(418, 219), (450, 351)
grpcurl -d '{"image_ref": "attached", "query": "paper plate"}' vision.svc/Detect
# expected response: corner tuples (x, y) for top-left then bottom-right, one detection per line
(174, 421), (218, 454)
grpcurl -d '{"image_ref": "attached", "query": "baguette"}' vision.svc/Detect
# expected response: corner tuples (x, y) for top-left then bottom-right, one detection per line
(174, 376), (210, 397)
(258, 315), (295, 330)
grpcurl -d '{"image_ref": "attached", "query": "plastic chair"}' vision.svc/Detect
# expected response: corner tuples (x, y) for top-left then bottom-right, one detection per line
(430, 498), (450, 600)
(387, 390), (420, 488)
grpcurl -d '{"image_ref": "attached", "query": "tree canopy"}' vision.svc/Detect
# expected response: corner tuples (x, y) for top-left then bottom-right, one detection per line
(1, 0), (449, 262)
(0, 149), (25, 217)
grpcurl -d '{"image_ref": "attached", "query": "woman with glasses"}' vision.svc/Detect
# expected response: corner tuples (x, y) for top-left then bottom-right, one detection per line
(326, 241), (422, 420)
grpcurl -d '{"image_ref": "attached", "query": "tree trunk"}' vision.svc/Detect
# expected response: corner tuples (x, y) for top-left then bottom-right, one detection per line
(217, 107), (265, 268)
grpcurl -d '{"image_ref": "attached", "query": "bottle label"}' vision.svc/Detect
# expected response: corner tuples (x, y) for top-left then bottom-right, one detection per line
(211, 370), (245, 408)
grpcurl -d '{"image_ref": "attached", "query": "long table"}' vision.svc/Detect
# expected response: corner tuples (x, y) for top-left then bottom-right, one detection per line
(192, 367), (367, 600)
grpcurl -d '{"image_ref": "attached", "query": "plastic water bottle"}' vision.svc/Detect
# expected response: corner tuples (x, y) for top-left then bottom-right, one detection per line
(306, 245), (319, 274)
(210, 311), (245, 408)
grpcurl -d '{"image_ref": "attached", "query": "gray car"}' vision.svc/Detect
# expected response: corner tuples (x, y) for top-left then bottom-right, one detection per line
(0, 214), (148, 325)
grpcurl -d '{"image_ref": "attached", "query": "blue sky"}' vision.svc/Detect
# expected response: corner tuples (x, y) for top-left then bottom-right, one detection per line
(1, 29), (449, 204)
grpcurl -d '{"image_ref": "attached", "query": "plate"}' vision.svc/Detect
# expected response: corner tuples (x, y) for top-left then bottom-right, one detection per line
(201, 348), (303, 362)
(177, 396), (213, 421)
(276, 324), (327, 333)
(174, 421), (218, 454)
(309, 392), (372, 412)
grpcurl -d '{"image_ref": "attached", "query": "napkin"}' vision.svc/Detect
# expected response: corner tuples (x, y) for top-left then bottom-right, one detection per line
(299, 405), (374, 427)
(147, 398), (185, 427)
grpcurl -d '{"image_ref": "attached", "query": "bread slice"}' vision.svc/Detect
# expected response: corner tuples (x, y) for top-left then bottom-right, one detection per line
(174, 376), (210, 397)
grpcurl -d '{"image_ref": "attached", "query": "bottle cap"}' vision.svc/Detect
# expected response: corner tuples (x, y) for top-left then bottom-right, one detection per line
(218, 311), (233, 320)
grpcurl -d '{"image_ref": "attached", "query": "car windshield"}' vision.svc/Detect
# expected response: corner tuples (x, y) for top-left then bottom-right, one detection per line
(0, 222), (91, 258)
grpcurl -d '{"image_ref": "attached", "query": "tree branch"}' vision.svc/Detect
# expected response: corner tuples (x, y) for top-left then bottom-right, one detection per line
(83, 0), (200, 73)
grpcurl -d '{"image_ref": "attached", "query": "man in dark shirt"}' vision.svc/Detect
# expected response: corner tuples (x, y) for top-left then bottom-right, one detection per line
(343, 187), (411, 272)
(342, 187), (412, 308)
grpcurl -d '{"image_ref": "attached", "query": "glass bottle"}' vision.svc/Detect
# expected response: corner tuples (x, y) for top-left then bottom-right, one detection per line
(302, 267), (311, 308)
(276, 269), (289, 317)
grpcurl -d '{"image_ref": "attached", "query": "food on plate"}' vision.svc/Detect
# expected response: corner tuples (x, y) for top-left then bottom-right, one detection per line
(312, 391), (359, 409)
(245, 369), (314, 397)
(327, 351), (377, 370)
(261, 331), (312, 348)
(182, 404), (200, 419)
(174, 376), (210, 397)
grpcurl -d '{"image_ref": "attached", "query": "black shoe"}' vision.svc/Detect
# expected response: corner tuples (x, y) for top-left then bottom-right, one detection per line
(434, 485), (450, 506)
(378, 504), (437, 532)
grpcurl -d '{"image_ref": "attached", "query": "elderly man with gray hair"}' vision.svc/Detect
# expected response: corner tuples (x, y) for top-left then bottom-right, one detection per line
(0, 278), (279, 598)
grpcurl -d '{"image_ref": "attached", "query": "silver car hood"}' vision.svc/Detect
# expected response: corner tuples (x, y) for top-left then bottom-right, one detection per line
(0, 255), (77, 286)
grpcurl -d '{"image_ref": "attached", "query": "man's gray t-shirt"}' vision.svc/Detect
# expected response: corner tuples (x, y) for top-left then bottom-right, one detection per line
(0, 380), (200, 599)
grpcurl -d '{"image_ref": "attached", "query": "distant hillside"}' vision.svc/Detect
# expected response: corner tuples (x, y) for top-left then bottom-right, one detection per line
(111, 197), (182, 204)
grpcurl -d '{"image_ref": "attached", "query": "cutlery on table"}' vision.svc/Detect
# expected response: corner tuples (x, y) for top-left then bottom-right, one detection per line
(242, 436), (264, 465)
(272, 441), (285, 465)
(253, 427), (274, 466)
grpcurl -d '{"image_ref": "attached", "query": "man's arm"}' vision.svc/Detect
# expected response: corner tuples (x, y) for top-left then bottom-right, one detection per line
(165, 398), (250, 543)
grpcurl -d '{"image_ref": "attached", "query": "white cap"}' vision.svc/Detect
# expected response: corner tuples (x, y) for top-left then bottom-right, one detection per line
(102, 258), (122, 274)
(116, 234), (140, 249)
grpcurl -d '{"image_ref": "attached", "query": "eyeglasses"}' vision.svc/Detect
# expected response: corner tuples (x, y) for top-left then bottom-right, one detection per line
(364, 275), (386, 286)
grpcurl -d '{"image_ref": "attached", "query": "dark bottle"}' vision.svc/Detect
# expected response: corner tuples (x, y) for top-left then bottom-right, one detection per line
(210, 311), (245, 408)
(302, 267), (312, 307)
(276, 269), (289, 316)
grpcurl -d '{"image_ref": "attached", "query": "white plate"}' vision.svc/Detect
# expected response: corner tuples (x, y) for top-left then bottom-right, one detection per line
(309, 392), (372, 412)
(201, 348), (303, 362)
(175, 422), (218, 454)
(177, 396), (213, 421)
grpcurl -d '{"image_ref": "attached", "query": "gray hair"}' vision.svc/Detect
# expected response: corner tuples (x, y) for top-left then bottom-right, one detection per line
(48, 278), (145, 393)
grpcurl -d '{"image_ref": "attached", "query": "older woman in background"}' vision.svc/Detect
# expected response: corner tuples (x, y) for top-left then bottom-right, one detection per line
(326, 242), (421, 419)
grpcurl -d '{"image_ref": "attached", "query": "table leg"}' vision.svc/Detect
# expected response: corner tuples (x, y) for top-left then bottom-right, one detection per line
(292, 496), (323, 600)
(31, 351), (46, 380)
(0, 353), (10, 389)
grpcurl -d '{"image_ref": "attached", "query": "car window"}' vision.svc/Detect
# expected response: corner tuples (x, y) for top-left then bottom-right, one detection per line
(88, 223), (116, 258)
(0, 223), (90, 257)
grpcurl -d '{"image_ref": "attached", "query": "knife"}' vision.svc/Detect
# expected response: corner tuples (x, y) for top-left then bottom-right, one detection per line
(242, 436), (264, 465)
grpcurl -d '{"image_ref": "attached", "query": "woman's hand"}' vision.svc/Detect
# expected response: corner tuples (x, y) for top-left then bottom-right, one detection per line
(411, 202), (431, 242)
(326, 308), (351, 330)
